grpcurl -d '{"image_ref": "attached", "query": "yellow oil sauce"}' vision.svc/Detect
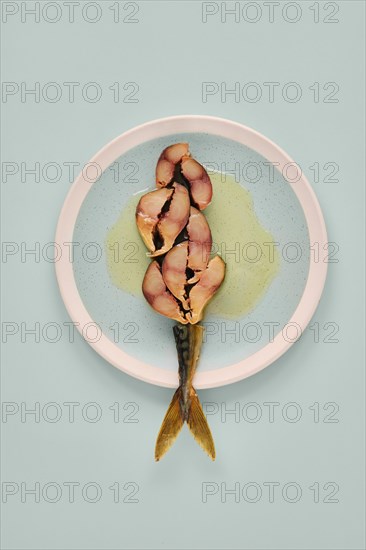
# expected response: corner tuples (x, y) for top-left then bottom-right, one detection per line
(106, 173), (280, 319)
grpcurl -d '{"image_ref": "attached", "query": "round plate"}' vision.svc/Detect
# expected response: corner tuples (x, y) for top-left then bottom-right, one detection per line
(55, 115), (327, 389)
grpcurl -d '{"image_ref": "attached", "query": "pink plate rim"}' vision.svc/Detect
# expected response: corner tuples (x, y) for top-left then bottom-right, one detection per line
(54, 115), (328, 389)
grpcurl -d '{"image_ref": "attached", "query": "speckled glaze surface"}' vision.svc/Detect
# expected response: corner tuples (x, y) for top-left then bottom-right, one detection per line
(55, 116), (328, 388)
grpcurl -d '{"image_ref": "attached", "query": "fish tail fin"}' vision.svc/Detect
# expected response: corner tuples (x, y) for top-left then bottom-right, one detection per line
(187, 387), (216, 461)
(155, 387), (184, 462)
(155, 384), (215, 462)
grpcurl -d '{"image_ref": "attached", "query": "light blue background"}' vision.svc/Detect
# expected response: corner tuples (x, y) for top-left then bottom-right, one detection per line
(1, 2), (365, 549)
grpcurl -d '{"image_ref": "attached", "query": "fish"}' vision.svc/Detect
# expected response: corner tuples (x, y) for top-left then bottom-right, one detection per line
(154, 323), (215, 461)
(142, 260), (187, 325)
(156, 143), (213, 211)
(136, 183), (190, 257)
(136, 143), (226, 460)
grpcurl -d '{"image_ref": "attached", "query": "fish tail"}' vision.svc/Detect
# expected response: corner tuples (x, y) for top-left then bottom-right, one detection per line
(187, 386), (215, 460)
(155, 384), (215, 462)
(155, 323), (215, 462)
(155, 387), (184, 462)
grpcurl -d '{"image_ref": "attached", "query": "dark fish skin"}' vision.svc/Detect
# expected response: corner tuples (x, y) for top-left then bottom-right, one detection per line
(173, 323), (202, 419)
(155, 323), (215, 461)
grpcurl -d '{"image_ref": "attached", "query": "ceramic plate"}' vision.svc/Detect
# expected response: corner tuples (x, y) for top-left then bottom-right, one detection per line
(55, 116), (327, 388)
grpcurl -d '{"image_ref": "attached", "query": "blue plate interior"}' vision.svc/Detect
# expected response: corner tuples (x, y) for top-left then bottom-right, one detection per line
(73, 133), (309, 371)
